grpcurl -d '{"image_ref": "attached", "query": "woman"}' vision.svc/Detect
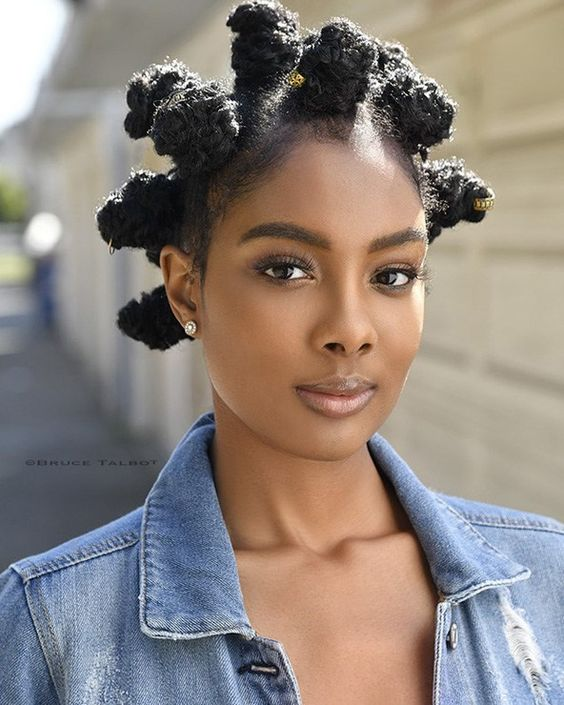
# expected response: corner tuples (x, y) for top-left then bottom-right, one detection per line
(1, 2), (562, 704)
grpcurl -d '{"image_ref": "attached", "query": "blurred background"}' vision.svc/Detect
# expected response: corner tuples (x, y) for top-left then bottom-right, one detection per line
(0, 0), (563, 570)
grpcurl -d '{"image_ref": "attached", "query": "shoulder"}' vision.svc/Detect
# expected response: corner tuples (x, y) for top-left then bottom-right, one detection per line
(3, 506), (143, 584)
(0, 509), (144, 703)
(0, 507), (143, 643)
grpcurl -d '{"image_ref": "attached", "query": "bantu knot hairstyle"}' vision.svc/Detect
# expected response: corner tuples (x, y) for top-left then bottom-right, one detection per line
(226, 0), (302, 93)
(149, 81), (240, 172)
(96, 169), (186, 266)
(422, 157), (494, 244)
(291, 18), (376, 115)
(373, 41), (457, 156)
(123, 59), (198, 140)
(95, 0), (495, 351)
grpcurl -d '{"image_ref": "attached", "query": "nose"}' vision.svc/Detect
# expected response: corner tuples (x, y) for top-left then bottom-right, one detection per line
(315, 288), (378, 358)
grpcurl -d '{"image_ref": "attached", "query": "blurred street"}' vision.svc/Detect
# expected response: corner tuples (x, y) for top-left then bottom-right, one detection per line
(0, 233), (167, 570)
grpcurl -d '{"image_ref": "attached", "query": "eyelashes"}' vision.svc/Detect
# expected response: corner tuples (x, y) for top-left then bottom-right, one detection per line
(252, 251), (434, 292)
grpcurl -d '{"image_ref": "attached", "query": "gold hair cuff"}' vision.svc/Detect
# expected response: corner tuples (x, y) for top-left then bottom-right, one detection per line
(108, 238), (116, 255)
(288, 69), (306, 88)
(473, 197), (495, 212)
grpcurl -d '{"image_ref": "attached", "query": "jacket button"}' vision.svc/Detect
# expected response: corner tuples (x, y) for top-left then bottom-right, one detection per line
(446, 622), (458, 649)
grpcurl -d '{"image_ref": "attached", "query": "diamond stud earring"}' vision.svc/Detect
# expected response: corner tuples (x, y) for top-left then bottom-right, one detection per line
(184, 320), (198, 336)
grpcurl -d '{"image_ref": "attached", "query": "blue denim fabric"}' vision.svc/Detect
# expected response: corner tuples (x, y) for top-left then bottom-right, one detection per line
(1, 409), (563, 704)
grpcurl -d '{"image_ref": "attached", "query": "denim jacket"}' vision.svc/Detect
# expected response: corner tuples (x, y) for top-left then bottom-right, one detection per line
(1, 409), (563, 705)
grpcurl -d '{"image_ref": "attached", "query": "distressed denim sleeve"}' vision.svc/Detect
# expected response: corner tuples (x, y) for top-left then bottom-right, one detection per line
(0, 566), (61, 704)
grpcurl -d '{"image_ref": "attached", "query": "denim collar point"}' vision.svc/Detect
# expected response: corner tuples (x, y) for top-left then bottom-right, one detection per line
(365, 434), (531, 601)
(139, 411), (531, 638)
(139, 413), (256, 640)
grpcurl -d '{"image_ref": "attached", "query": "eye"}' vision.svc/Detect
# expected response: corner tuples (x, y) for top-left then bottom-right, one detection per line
(374, 264), (433, 291)
(252, 253), (315, 283)
(375, 268), (417, 288)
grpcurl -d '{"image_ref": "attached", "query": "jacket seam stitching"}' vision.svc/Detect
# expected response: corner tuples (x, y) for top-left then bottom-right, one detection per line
(449, 573), (531, 604)
(431, 601), (448, 704)
(464, 520), (564, 535)
(139, 494), (151, 630)
(21, 572), (63, 705)
(19, 534), (139, 582)
(433, 494), (562, 531)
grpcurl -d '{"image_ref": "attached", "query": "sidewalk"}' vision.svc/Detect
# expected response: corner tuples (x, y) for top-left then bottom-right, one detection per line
(0, 323), (168, 572)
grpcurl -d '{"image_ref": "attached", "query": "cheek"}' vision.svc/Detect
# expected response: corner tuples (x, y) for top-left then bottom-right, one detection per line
(199, 269), (295, 395)
(378, 295), (425, 369)
(204, 274), (293, 350)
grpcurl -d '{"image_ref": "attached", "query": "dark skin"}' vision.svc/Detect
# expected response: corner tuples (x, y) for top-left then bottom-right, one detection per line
(161, 129), (429, 555)
(161, 131), (437, 704)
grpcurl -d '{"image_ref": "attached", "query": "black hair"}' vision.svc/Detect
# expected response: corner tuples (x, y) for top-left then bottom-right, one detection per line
(95, 0), (495, 350)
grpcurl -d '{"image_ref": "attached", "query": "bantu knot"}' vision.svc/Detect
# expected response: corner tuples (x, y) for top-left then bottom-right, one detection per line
(421, 157), (495, 244)
(124, 59), (200, 140)
(226, 0), (302, 92)
(375, 40), (412, 74)
(292, 18), (376, 115)
(148, 80), (241, 173)
(374, 63), (458, 155)
(116, 285), (189, 350)
(95, 169), (186, 265)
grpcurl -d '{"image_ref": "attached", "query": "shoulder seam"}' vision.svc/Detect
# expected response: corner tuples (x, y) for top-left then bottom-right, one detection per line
(434, 492), (563, 533)
(10, 569), (63, 704)
(464, 519), (564, 536)
(14, 532), (139, 583)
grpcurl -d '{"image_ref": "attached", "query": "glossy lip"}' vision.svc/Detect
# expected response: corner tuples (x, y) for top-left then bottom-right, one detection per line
(296, 374), (376, 396)
(295, 386), (376, 418)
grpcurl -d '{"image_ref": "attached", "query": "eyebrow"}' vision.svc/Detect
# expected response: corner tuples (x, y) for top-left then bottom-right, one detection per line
(238, 221), (428, 253)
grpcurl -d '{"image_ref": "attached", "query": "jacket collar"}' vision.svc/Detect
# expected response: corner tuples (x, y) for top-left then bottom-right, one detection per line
(139, 410), (531, 640)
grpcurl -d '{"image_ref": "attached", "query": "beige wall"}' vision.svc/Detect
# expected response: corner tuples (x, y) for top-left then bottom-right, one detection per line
(50, 0), (563, 518)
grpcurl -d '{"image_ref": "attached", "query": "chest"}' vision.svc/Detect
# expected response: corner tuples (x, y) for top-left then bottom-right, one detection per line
(235, 532), (439, 705)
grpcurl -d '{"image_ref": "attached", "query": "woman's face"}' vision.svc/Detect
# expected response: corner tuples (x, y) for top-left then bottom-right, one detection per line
(163, 133), (428, 458)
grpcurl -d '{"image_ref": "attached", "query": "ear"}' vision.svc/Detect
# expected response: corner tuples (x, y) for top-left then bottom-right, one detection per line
(160, 245), (201, 328)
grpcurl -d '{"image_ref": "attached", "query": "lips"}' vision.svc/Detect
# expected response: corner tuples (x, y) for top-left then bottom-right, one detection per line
(295, 386), (376, 418)
(296, 374), (376, 396)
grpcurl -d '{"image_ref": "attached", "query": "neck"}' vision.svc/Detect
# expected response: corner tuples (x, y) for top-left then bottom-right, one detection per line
(208, 395), (410, 558)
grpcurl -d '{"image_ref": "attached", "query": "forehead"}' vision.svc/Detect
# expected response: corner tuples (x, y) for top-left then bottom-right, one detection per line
(219, 136), (425, 248)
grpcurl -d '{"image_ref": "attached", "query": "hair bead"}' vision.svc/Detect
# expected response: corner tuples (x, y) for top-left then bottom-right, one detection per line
(287, 69), (305, 87)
